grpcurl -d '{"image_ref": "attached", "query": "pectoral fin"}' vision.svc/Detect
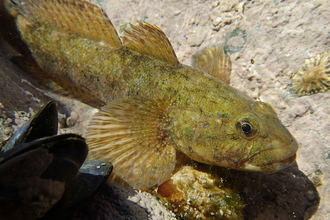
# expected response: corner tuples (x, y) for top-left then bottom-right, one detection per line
(192, 45), (232, 84)
(85, 97), (176, 189)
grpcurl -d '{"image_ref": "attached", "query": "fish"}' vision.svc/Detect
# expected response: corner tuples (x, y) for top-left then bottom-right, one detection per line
(1, 0), (298, 189)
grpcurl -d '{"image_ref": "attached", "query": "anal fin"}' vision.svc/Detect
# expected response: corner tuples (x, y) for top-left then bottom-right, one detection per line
(86, 97), (176, 189)
(122, 22), (180, 68)
(11, 56), (53, 89)
(12, 56), (105, 108)
(192, 45), (232, 84)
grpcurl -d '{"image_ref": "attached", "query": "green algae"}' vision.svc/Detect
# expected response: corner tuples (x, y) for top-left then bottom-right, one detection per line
(224, 28), (247, 55)
(155, 165), (245, 220)
(183, 126), (193, 139)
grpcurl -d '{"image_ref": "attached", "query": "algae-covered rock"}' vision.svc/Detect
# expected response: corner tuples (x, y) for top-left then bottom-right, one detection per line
(156, 166), (245, 220)
(0, 107), (14, 150)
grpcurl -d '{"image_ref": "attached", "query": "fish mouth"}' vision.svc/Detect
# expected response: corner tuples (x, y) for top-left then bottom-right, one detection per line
(259, 153), (296, 174)
(238, 140), (298, 173)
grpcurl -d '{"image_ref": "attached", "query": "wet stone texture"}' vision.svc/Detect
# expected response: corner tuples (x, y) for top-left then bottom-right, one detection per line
(1, 0), (329, 219)
(232, 164), (320, 220)
(65, 182), (176, 220)
(155, 166), (245, 220)
(151, 163), (319, 220)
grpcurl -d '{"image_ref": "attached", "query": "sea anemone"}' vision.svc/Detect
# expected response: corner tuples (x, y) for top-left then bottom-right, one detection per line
(292, 52), (330, 96)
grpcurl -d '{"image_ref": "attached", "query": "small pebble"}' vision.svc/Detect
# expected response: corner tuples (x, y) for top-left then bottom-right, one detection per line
(213, 17), (222, 26)
(174, 10), (181, 15)
(66, 111), (78, 127)
(212, 1), (219, 7)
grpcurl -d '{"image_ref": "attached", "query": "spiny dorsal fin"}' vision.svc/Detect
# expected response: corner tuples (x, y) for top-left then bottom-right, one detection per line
(122, 22), (180, 68)
(85, 97), (176, 189)
(192, 45), (232, 84)
(16, 0), (122, 49)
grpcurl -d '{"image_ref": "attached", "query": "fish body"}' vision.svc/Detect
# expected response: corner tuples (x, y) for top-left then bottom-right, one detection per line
(2, 0), (298, 188)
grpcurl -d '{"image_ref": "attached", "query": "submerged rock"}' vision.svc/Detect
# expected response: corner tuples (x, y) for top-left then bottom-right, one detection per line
(156, 166), (245, 220)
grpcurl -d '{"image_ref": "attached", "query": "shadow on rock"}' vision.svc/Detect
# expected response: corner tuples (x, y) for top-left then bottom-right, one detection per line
(65, 181), (173, 220)
(0, 41), (50, 117)
(215, 162), (320, 220)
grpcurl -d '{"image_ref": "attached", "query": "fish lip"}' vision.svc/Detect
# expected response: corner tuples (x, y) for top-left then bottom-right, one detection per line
(273, 153), (296, 164)
(237, 140), (298, 172)
(259, 153), (297, 174)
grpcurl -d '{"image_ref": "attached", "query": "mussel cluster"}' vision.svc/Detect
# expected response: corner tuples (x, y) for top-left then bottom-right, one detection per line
(0, 101), (113, 220)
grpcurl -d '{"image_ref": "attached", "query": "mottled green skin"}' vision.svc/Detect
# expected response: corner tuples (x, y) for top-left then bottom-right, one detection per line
(16, 16), (298, 173)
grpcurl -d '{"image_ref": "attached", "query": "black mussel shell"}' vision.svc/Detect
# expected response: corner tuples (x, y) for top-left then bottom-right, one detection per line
(0, 133), (88, 220)
(0, 100), (113, 219)
(42, 160), (113, 219)
(1, 101), (58, 152)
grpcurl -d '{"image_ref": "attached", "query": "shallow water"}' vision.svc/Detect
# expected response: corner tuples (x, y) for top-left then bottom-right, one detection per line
(0, 0), (329, 219)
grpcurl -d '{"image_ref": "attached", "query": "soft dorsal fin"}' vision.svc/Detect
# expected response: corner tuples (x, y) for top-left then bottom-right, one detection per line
(16, 0), (122, 49)
(86, 97), (176, 189)
(122, 22), (180, 68)
(192, 45), (232, 84)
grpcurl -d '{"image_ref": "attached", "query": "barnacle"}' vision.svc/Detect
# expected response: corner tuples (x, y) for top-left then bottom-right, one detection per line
(292, 52), (330, 96)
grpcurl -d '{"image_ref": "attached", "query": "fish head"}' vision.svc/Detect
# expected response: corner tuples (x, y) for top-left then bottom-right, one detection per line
(171, 97), (298, 174)
(231, 101), (298, 173)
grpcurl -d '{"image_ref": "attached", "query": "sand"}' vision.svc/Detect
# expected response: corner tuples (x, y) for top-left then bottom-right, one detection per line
(0, 0), (329, 219)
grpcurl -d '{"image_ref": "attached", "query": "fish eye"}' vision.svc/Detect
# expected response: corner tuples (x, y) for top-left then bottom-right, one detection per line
(241, 123), (252, 134)
(236, 119), (257, 138)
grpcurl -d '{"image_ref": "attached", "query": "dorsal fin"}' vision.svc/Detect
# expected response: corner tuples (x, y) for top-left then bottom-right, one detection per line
(122, 22), (180, 68)
(16, 0), (122, 49)
(192, 45), (232, 84)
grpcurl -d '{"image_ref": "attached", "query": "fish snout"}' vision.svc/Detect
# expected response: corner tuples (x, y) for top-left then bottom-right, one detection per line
(239, 137), (299, 173)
